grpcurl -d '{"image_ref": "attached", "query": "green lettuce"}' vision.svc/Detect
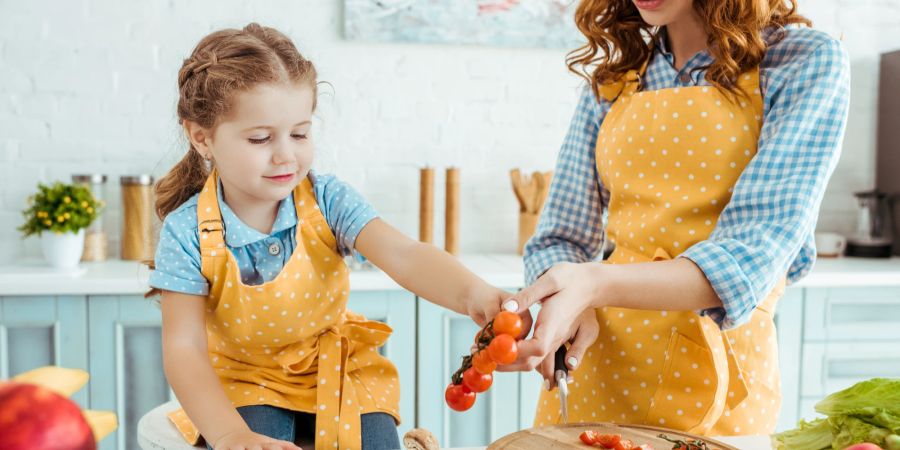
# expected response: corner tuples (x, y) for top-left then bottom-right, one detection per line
(773, 419), (833, 450)
(772, 378), (900, 449)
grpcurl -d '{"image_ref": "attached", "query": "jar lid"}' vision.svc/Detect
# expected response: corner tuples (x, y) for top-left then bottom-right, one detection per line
(72, 174), (108, 184)
(120, 175), (155, 186)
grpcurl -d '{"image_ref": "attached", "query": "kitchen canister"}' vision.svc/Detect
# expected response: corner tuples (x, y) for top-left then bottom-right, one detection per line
(444, 167), (460, 255)
(120, 175), (156, 261)
(72, 174), (109, 262)
(419, 167), (435, 244)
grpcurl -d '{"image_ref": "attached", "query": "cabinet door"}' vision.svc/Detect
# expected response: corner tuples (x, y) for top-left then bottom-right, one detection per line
(346, 291), (417, 437)
(773, 288), (803, 431)
(804, 287), (900, 342)
(88, 295), (172, 450)
(417, 297), (532, 448)
(801, 341), (900, 399)
(0, 296), (89, 407)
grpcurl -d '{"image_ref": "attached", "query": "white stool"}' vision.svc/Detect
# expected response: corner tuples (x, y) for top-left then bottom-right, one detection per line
(137, 401), (203, 450)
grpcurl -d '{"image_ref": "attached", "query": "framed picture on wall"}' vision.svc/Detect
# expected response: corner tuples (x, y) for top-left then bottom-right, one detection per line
(344, 0), (583, 48)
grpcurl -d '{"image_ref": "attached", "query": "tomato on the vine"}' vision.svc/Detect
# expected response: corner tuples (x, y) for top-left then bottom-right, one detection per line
(492, 311), (523, 338)
(487, 334), (518, 364)
(462, 367), (492, 393)
(444, 383), (476, 411)
(471, 350), (497, 374)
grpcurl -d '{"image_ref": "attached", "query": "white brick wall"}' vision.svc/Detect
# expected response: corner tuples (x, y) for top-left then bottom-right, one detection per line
(1, 0), (898, 263)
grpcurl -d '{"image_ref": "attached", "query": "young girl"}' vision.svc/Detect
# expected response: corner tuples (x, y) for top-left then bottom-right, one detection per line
(147, 23), (511, 450)
(502, 0), (849, 437)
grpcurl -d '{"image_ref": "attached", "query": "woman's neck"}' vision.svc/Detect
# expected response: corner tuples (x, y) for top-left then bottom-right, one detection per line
(219, 180), (280, 235)
(665, 11), (709, 71)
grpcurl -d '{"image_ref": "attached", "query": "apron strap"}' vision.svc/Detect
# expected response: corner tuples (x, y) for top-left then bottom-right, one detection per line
(197, 170), (227, 282)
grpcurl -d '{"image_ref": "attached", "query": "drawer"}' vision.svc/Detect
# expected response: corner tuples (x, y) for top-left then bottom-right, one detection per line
(804, 287), (900, 342)
(800, 341), (900, 397)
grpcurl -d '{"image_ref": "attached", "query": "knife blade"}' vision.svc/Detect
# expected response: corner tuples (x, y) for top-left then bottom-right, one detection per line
(554, 345), (569, 424)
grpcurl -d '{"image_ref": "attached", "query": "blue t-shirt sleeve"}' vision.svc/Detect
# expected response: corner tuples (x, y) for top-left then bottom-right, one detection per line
(314, 174), (378, 257)
(148, 206), (209, 296)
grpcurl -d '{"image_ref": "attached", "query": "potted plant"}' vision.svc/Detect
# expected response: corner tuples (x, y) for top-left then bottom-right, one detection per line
(19, 182), (103, 269)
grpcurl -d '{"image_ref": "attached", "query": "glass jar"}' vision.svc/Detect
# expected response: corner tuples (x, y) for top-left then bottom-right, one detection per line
(72, 174), (108, 261)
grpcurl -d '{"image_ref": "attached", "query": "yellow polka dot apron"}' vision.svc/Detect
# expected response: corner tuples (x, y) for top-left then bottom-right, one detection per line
(534, 63), (784, 436)
(167, 170), (400, 449)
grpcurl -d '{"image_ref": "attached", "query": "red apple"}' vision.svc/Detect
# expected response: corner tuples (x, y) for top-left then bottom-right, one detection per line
(843, 444), (883, 450)
(0, 381), (96, 450)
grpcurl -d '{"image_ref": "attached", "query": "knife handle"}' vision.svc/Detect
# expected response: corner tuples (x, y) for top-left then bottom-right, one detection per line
(554, 345), (568, 376)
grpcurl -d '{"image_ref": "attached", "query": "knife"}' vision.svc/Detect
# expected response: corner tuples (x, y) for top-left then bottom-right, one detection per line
(554, 345), (569, 424)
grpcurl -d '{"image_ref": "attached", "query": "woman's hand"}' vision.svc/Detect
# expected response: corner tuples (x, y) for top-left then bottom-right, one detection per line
(497, 262), (607, 374)
(213, 429), (302, 450)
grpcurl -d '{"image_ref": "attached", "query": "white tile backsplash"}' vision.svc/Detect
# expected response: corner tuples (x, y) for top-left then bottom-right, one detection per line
(1, 0), (898, 262)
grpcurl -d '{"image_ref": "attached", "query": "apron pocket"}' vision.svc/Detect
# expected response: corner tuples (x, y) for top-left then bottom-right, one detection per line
(646, 332), (720, 432)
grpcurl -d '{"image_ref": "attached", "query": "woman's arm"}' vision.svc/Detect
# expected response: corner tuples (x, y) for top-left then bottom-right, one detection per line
(355, 218), (512, 325)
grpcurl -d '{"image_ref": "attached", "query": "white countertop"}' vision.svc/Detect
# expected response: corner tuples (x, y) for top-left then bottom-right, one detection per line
(1, 254), (899, 296)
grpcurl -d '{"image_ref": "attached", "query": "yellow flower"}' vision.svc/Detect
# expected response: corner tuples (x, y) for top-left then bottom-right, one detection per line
(64, 213), (71, 219)
(63, 196), (71, 204)
(44, 220), (52, 226)
(87, 207), (94, 214)
(81, 201), (89, 208)
(57, 216), (65, 222)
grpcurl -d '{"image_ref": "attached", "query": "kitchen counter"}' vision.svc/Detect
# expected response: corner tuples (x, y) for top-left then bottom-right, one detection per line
(1, 254), (900, 296)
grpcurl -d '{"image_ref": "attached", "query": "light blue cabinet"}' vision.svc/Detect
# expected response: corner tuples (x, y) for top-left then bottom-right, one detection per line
(5, 281), (900, 447)
(416, 296), (542, 448)
(346, 290), (417, 437)
(0, 295), (90, 408)
(88, 295), (170, 450)
(794, 287), (900, 425)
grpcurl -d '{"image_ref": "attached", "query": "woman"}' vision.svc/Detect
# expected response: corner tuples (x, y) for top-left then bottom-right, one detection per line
(500, 0), (849, 435)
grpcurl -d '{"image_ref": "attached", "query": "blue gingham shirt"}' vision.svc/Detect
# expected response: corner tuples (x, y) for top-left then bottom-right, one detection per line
(149, 171), (377, 296)
(524, 26), (851, 330)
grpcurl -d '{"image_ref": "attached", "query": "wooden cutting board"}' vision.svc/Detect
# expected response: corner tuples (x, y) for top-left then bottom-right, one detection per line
(487, 423), (741, 450)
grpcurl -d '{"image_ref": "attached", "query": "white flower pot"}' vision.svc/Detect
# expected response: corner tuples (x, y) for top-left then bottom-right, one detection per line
(40, 229), (85, 270)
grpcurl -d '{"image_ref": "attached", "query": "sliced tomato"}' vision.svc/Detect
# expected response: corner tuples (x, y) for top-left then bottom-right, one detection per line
(579, 430), (600, 445)
(597, 434), (622, 448)
(614, 439), (635, 450)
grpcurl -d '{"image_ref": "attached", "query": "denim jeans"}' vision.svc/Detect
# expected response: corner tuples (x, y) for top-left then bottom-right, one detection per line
(205, 405), (400, 450)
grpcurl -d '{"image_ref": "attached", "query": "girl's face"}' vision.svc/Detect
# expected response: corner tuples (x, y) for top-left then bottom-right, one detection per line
(206, 82), (315, 204)
(631, 0), (695, 26)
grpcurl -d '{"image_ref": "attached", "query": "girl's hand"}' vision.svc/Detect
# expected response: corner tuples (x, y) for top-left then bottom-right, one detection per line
(213, 429), (303, 450)
(497, 262), (606, 373)
(465, 286), (531, 336)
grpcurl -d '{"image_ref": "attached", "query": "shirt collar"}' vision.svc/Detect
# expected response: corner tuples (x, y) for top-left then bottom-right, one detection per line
(216, 178), (297, 248)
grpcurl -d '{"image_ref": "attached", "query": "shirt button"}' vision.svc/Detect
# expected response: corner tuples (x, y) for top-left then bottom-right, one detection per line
(268, 242), (281, 256)
(679, 73), (692, 84)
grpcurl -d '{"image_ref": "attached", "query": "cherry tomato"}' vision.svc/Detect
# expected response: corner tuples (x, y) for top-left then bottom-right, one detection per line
(444, 383), (476, 411)
(579, 430), (600, 445)
(487, 334), (518, 365)
(597, 434), (622, 448)
(492, 311), (523, 337)
(614, 439), (635, 450)
(462, 367), (493, 393)
(471, 350), (497, 374)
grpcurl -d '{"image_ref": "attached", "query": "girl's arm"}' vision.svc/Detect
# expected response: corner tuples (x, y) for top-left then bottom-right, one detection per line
(160, 291), (298, 449)
(354, 218), (513, 326)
